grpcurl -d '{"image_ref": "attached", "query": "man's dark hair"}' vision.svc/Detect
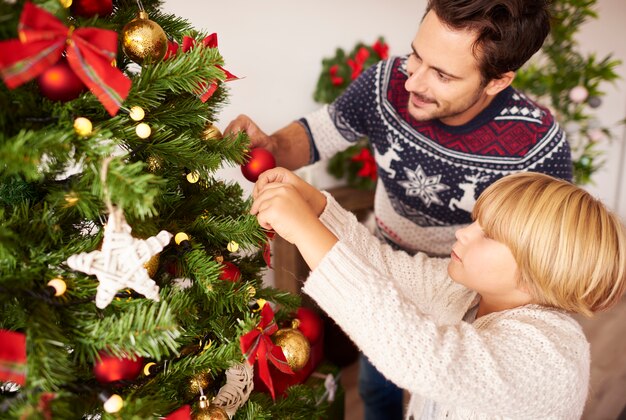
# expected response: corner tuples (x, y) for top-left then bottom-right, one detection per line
(426, 0), (551, 82)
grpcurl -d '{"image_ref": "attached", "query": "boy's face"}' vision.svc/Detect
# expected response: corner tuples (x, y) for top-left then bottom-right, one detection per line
(448, 221), (524, 302)
(405, 10), (495, 126)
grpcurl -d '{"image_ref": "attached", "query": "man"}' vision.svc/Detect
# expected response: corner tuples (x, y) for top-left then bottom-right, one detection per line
(226, 0), (572, 418)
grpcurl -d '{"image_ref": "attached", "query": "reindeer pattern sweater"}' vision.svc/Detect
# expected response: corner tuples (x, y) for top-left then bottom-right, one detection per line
(302, 193), (590, 420)
(301, 56), (572, 256)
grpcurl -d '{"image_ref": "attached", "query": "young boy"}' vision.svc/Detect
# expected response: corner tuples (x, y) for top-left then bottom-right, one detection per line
(250, 168), (626, 419)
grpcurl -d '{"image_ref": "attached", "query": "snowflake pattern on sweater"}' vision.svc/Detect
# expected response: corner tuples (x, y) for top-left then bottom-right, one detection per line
(302, 56), (572, 255)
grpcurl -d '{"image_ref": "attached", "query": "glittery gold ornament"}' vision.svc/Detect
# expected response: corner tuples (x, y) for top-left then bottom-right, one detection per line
(193, 402), (229, 420)
(59, 0), (72, 8)
(272, 324), (311, 371)
(73, 117), (92, 136)
(121, 11), (168, 64)
(143, 253), (160, 277)
(202, 123), (223, 141)
(187, 371), (214, 398)
(146, 156), (163, 172)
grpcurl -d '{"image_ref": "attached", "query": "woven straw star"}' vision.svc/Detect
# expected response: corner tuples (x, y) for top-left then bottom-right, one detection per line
(66, 206), (173, 309)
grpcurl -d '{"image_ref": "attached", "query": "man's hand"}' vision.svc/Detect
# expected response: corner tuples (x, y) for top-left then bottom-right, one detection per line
(224, 114), (276, 153)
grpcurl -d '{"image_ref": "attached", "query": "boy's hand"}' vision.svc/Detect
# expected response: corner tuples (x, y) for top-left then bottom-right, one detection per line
(253, 167), (327, 217)
(251, 182), (319, 244)
(251, 181), (338, 270)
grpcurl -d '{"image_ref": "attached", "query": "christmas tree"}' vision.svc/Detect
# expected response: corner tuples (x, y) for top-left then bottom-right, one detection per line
(0, 0), (330, 418)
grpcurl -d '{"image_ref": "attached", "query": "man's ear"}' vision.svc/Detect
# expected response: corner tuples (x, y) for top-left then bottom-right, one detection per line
(485, 71), (515, 96)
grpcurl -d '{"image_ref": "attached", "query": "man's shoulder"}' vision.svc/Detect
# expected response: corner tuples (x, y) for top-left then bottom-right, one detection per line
(501, 87), (556, 126)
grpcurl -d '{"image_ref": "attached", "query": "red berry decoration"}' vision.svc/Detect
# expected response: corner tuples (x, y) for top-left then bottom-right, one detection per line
(37, 58), (86, 102)
(219, 261), (242, 282)
(71, 0), (113, 17)
(93, 351), (144, 383)
(241, 148), (276, 182)
(295, 307), (323, 345)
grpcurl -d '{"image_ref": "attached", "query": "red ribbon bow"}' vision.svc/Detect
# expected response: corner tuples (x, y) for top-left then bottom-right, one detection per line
(0, 2), (131, 116)
(239, 303), (293, 400)
(164, 33), (238, 102)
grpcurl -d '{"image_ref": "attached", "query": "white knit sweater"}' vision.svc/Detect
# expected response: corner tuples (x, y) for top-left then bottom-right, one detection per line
(302, 193), (590, 420)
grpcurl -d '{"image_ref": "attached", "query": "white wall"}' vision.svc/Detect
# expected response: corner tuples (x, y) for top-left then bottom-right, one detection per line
(163, 0), (626, 221)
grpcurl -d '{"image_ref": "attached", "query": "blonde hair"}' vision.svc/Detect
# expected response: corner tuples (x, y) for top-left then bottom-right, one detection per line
(473, 172), (626, 317)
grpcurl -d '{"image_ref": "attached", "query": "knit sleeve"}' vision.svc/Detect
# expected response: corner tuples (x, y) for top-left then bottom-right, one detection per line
(318, 192), (464, 313)
(303, 241), (589, 418)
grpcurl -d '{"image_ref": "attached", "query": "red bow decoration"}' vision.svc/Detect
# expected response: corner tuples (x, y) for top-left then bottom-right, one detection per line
(0, 2), (131, 116)
(351, 147), (378, 181)
(164, 33), (238, 102)
(164, 405), (191, 420)
(0, 329), (27, 385)
(239, 303), (293, 400)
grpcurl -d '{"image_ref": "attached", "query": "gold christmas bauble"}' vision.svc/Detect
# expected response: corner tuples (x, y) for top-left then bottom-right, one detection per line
(146, 156), (163, 172)
(193, 404), (229, 420)
(272, 327), (311, 371)
(143, 253), (160, 278)
(187, 371), (214, 398)
(121, 11), (168, 64)
(202, 124), (223, 141)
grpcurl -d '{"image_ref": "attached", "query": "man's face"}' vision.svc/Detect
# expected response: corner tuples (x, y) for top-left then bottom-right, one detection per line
(405, 10), (492, 126)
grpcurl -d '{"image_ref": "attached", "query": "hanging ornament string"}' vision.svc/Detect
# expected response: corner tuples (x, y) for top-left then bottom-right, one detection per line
(239, 304), (294, 400)
(0, 2), (131, 116)
(65, 157), (173, 309)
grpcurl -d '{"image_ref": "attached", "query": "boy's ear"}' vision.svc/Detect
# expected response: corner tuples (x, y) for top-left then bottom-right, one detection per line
(485, 71), (515, 96)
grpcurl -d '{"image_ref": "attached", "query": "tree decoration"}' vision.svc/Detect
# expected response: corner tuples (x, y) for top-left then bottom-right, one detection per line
(71, 0), (113, 17)
(294, 307), (323, 345)
(121, 6), (168, 64)
(136, 122), (152, 139)
(211, 363), (254, 417)
(240, 148), (276, 183)
(93, 351), (144, 383)
(73, 117), (93, 137)
(143, 253), (160, 278)
(193, 396), (228, 420)
(186, 171), (200, 184)
(239, 304), (294, 400)
(0, 2), (131, 116)
(202, 123), (223, 141)
(129, 106), (146, 121)
(164, 34), (238, 103)
(36, 58), (87, 102)
(219, 261), (241, 282)
(272, 321), (311, 372)
(66, 204), (172, 309)
(0, 330), (26, 385)
(226, 240), (239, 253)
(47, 277), (67, 297)
(187, 371), (214, 398)
(513, 0), (622, 184)
(100, 392), (124, 413)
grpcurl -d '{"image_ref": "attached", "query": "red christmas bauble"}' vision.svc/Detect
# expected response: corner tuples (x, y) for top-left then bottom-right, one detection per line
(219, 261), (241, 282)
(295, 307), (323, 345)
(93, 351), (144, 383)
(37, 59), (86, 102)
(241, 148), (276, 182)
(71, 0), (113, 17)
